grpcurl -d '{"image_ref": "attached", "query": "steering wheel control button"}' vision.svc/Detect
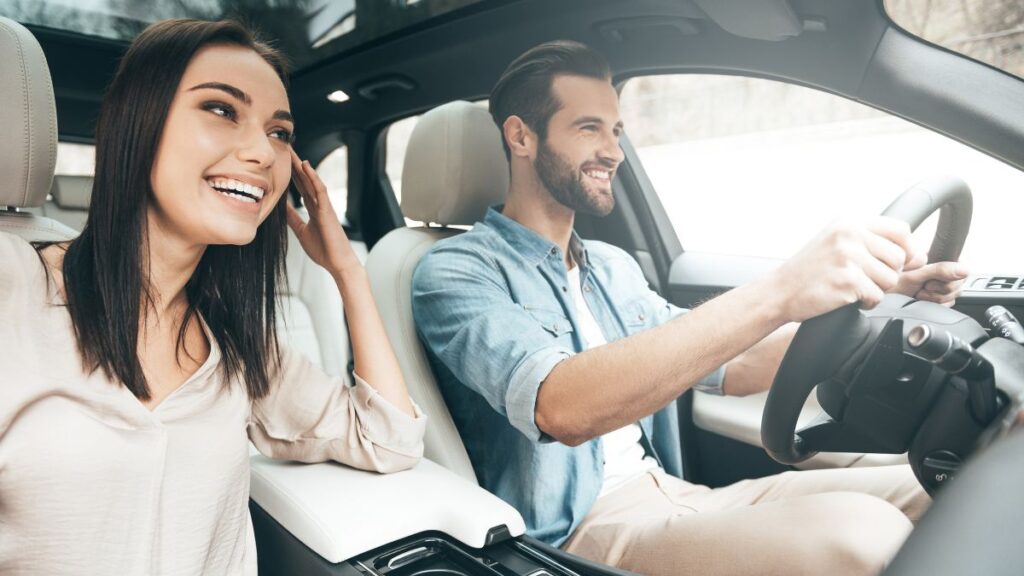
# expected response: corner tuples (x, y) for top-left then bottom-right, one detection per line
(921, 450), (961, 488)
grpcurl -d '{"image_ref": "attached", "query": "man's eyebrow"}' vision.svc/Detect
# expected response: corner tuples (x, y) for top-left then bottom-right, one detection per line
(190, 81), (293, 123)
(189, 82), (250, 105)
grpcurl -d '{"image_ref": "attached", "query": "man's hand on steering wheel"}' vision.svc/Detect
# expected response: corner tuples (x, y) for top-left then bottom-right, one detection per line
(892, 253), (969, 306)
(769, 216), (920, 323)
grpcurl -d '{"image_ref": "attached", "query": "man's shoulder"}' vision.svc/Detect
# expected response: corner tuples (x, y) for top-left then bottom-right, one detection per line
(413, 225), (503, 285)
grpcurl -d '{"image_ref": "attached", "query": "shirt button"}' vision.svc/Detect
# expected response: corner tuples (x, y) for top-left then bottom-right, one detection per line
(562, 286), (567, 292)
(638, 313), (646, 321)
(583, 285), (592, 293)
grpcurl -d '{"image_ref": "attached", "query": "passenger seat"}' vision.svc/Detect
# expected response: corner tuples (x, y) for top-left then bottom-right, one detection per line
(43, 175), (91, 232)
(277, 210), (368, 378)
(0, 17), (76, 242)
(366, 101), (508, 483)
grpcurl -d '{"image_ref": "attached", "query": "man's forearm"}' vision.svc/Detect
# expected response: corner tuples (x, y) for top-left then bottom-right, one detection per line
(535, 275), (789, 446)
(721, 323), (799, 396)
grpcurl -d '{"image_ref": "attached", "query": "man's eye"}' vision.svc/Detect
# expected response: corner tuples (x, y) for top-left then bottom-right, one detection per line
(202, 101), (236, 120)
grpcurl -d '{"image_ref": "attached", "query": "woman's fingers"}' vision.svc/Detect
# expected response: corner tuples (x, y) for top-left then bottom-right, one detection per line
(285, 203), (305, 233)
(290, 149), (318, 210)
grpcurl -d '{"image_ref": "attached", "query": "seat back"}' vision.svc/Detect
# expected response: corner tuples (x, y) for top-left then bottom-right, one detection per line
(278, 214), (368, 378)
(43, 175), (92, 232)
(0, 17), (76, 242)
(366, 101), (509, 482)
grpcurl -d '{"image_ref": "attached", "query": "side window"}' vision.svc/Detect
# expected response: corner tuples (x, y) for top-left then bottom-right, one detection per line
(316, 145), (349, 221)
(618, 74), (1024, 273)
(384, 114), (423, 227)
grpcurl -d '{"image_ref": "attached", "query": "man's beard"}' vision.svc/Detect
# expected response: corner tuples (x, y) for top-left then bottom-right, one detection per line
(534, 139), (615, 217)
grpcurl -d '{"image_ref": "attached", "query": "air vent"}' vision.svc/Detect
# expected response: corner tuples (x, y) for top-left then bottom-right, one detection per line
(968, 276), (1024, 291)
(987, 276), (1021, 290)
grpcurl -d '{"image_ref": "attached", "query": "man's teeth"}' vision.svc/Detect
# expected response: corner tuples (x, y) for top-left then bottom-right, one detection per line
(584, 169), (611, 181)
(206, 178), (265, 201)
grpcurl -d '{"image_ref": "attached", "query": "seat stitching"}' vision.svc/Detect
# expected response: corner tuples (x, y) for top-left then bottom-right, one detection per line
(0, 23), (30, 207)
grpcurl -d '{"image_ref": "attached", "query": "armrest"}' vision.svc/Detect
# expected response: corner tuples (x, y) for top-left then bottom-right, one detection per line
(249, 455), (526, 564)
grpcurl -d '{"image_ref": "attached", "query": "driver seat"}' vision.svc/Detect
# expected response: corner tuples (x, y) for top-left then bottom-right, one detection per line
(365, 101), (507, 483)
(0, 17), (77, 242)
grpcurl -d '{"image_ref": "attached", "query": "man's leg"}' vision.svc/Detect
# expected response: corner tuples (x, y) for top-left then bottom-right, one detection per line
(681, 464), (929, 523)
(564, 468), (917, 576)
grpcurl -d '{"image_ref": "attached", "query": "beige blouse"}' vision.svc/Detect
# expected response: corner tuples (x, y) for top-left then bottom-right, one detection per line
(0, 232), (427, 575)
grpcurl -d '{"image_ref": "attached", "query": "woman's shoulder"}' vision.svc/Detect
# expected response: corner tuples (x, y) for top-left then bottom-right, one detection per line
(0, 231), (57, 298)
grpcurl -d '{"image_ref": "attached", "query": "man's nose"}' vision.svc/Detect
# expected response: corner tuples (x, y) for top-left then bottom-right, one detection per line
(600, 134), (625, 165)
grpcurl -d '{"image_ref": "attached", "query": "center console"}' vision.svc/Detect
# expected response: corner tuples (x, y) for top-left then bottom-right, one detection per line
(249, 454), (633, 576)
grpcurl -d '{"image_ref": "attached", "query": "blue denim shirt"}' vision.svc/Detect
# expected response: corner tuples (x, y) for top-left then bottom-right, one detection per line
(411, 208), (725, 546)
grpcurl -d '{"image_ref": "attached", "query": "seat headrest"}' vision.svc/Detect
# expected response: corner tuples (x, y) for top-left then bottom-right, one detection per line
(51, 175), (93, 210)
(400, 101), (509, 226)
(0, 17), (57, 209)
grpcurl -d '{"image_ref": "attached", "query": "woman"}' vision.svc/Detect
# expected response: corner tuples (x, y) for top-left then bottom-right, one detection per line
(0, 19), (425, 574)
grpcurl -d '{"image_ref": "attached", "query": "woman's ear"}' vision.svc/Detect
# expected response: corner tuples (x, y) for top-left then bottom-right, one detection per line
(503, 115), (536, 160)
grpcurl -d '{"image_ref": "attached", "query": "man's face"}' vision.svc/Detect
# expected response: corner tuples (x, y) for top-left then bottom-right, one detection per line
(534, 75), (625, 217)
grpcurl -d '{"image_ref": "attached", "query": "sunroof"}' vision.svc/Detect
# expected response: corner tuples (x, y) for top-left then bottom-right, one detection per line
(1, 0), (485, 69)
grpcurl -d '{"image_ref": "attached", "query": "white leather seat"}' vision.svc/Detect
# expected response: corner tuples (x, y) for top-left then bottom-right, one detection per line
(277, 218), (368, 378)
(43, 175), (92, 232)
(0, 17), (76, 242)
(366, 101), (508, 483)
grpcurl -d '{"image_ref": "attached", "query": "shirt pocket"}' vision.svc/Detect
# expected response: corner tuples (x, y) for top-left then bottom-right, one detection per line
(621, 297), (655, 331)
(522, 305), (575, 338)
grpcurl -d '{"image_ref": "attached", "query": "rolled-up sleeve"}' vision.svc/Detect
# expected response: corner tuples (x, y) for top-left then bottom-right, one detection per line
(412, 245), (572, 443)
(248, 347), (427, 473)
(619, 247), (727, 396)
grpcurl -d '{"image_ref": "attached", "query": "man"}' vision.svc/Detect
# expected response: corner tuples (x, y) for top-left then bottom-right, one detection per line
(412, 41), (966, 576)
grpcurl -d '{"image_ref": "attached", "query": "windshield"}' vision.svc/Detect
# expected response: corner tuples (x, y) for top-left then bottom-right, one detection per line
(885, 0), (1024, 80)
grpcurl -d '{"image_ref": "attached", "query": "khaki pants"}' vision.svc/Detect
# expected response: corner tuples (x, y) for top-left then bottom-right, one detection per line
(563, 465), (928, 576)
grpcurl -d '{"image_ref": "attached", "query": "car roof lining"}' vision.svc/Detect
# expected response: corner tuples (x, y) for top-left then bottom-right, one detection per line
(28, 0), (1024, 174)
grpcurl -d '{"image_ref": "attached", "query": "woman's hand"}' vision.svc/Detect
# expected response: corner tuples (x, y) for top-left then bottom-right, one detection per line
(286, 149), (362, 281)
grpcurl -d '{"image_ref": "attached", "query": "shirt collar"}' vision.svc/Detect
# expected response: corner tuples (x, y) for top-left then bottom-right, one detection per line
(483, 206), (590, 269)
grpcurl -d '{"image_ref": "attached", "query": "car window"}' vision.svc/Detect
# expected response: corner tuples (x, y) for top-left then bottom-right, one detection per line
(618, 74), (1024, 273)
(316, 145), (349, 221)
(55, 142), (95, 176)
(885, 0), (1023, 80)
(384, 115), (422, 227)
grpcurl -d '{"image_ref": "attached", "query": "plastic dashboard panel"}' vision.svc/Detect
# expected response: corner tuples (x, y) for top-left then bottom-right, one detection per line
(249, 454), (526, 564)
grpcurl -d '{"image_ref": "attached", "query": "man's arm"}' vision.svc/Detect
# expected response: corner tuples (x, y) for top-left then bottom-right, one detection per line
(716, 257), (966, 398)
(536, 217), (919, 446)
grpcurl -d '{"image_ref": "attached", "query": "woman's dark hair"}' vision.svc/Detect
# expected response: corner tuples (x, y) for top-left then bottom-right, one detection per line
(488, 40), (612, 160)
(39, 19), (290, 401)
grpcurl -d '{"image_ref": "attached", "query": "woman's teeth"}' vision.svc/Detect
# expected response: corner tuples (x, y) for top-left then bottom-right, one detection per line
(206, 178), (265, 203)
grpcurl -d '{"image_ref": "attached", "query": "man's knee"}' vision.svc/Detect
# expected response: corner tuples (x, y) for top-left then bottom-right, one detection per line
(809, 492), (913, 575)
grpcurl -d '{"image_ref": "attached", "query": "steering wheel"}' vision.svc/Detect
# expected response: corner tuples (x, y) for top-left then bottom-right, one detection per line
(761, 176), (973, 465)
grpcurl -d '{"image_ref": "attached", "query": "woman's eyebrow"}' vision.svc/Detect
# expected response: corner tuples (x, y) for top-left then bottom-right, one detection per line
(189, 81), (293, 123)
(190, 81), (250, 104)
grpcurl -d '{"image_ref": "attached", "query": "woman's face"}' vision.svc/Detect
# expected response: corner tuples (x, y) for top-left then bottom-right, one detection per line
(149, 44), (293, 247)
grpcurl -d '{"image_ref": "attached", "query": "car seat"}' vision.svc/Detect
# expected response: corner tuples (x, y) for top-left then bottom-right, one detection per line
(366, 100), (508, 483)
(0, 17), (76, 242)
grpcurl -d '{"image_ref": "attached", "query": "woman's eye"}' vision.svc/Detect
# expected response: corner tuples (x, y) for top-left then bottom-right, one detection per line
(270, 128), (294, 144)
(202, 101), (236, 120)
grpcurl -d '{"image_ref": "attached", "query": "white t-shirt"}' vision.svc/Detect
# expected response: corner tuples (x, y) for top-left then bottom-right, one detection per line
(565, 264), (659, 498)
